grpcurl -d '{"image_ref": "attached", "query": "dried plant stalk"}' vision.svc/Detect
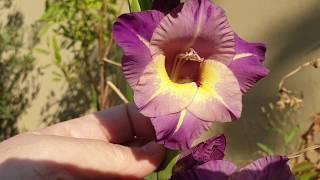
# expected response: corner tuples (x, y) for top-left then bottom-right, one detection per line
(276, 58), (319, 111)
(106, 81), (129, 103)
(104, 58), (122, 67)
(278, 59), (319, 93)
(100, 0), (127, 108)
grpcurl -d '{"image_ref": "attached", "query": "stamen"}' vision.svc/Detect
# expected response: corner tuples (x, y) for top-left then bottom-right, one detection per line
(177, 48), (204, 63)
(170, 48), (204, 82)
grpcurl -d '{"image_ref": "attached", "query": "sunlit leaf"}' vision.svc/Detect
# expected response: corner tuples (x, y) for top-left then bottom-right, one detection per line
(144, 172), (157, 180)
(128, 0), (141, 12)
(41, 3), (63, 22)
(51, 35), (62, 65)
(38, 23), (52, 37)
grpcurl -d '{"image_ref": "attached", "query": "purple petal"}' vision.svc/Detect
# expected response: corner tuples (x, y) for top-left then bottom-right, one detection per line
(192, 134), (226, 163)
(187, 60), (242, 122)
(198, 160), (238, 178)
(174, 135), (226, 172)
(112, 10), (164, 88)
(134, 54), (198, 117)
(229, 35), (269, 93)
(235, 34), (266, 63)
(151, 0), (235, 67)
(151, 110), (211, 150)
(170, 160), (237, 180)
(152, 0), (181, 14)
(232, 156), (294, 180)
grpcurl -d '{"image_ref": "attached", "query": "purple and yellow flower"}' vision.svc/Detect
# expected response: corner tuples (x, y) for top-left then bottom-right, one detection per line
(171, 135), (294, 180)
(113, 0), (268, 150)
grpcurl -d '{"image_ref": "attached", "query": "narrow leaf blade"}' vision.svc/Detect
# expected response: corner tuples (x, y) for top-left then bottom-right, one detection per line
(256, 143), (274, 155)
(128, 0), (141, 12)
(51, 35), (62, 65)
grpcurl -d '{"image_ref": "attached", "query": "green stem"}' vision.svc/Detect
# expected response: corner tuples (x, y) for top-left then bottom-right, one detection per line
(156, 150), (179, 180)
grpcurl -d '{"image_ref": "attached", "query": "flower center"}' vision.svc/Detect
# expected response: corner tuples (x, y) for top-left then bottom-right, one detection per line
(168, 48), (204, 85)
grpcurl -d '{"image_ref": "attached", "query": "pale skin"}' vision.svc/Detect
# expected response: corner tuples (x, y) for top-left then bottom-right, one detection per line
(0, 104), (166, 180)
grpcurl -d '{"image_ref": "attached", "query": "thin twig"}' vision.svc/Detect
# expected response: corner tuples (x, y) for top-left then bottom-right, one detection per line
(106, 81), (129, 103)
(101, 0), (126, 106)
(103, 58), (122, 67)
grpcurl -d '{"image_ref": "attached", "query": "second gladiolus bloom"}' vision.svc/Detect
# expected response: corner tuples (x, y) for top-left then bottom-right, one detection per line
(113, 0), (269, 150)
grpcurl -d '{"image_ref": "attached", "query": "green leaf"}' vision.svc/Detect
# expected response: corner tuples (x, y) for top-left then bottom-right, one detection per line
(256, 143), (274, 155)
(292, 161), (315, 173)
(144, 172), (157, 180)
(38, 22), (52, 37)
(41, 3), (63, 22)
(298, 171), (318, 180)
(126, 83), (134, 102)
(138, 0), (152, 10)
(157, 150), (179, 179)
(285, 126), (299, 145)
(90, 86), (99, 111)
(52, 77), (61, 82)
(272, 127), (286, 137)
(39, 64), (51, 70)
(34, 48), (50, 55)
(128, 0), (141, 12)
(51, 35), (62, 65)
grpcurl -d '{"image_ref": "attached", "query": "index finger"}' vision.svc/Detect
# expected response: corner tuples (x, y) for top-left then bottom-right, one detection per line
(33, 104), (155, 144)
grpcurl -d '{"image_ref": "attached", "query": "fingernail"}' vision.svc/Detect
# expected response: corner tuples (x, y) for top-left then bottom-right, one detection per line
(142, 141), (165, 155)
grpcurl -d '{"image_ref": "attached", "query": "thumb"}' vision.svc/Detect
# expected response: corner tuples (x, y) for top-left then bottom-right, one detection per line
(104, 141), (166, 179)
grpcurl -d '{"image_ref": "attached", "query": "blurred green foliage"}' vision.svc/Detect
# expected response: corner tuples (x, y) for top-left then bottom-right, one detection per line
(0, 0), (40, 140)
(36, 0), (127, 124)
(258, 103), (300, 155)
(293, 161), (319, 180)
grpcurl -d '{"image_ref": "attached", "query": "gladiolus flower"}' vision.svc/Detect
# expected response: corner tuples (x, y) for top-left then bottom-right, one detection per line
(171, 135), (294, 180)
(113, 0), (269, 150)
(174, 134), (226, 172)
(171, 156), (294, 180)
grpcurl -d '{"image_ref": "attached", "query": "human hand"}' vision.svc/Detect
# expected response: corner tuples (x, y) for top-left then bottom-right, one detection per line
(0, 104), (166, 180)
